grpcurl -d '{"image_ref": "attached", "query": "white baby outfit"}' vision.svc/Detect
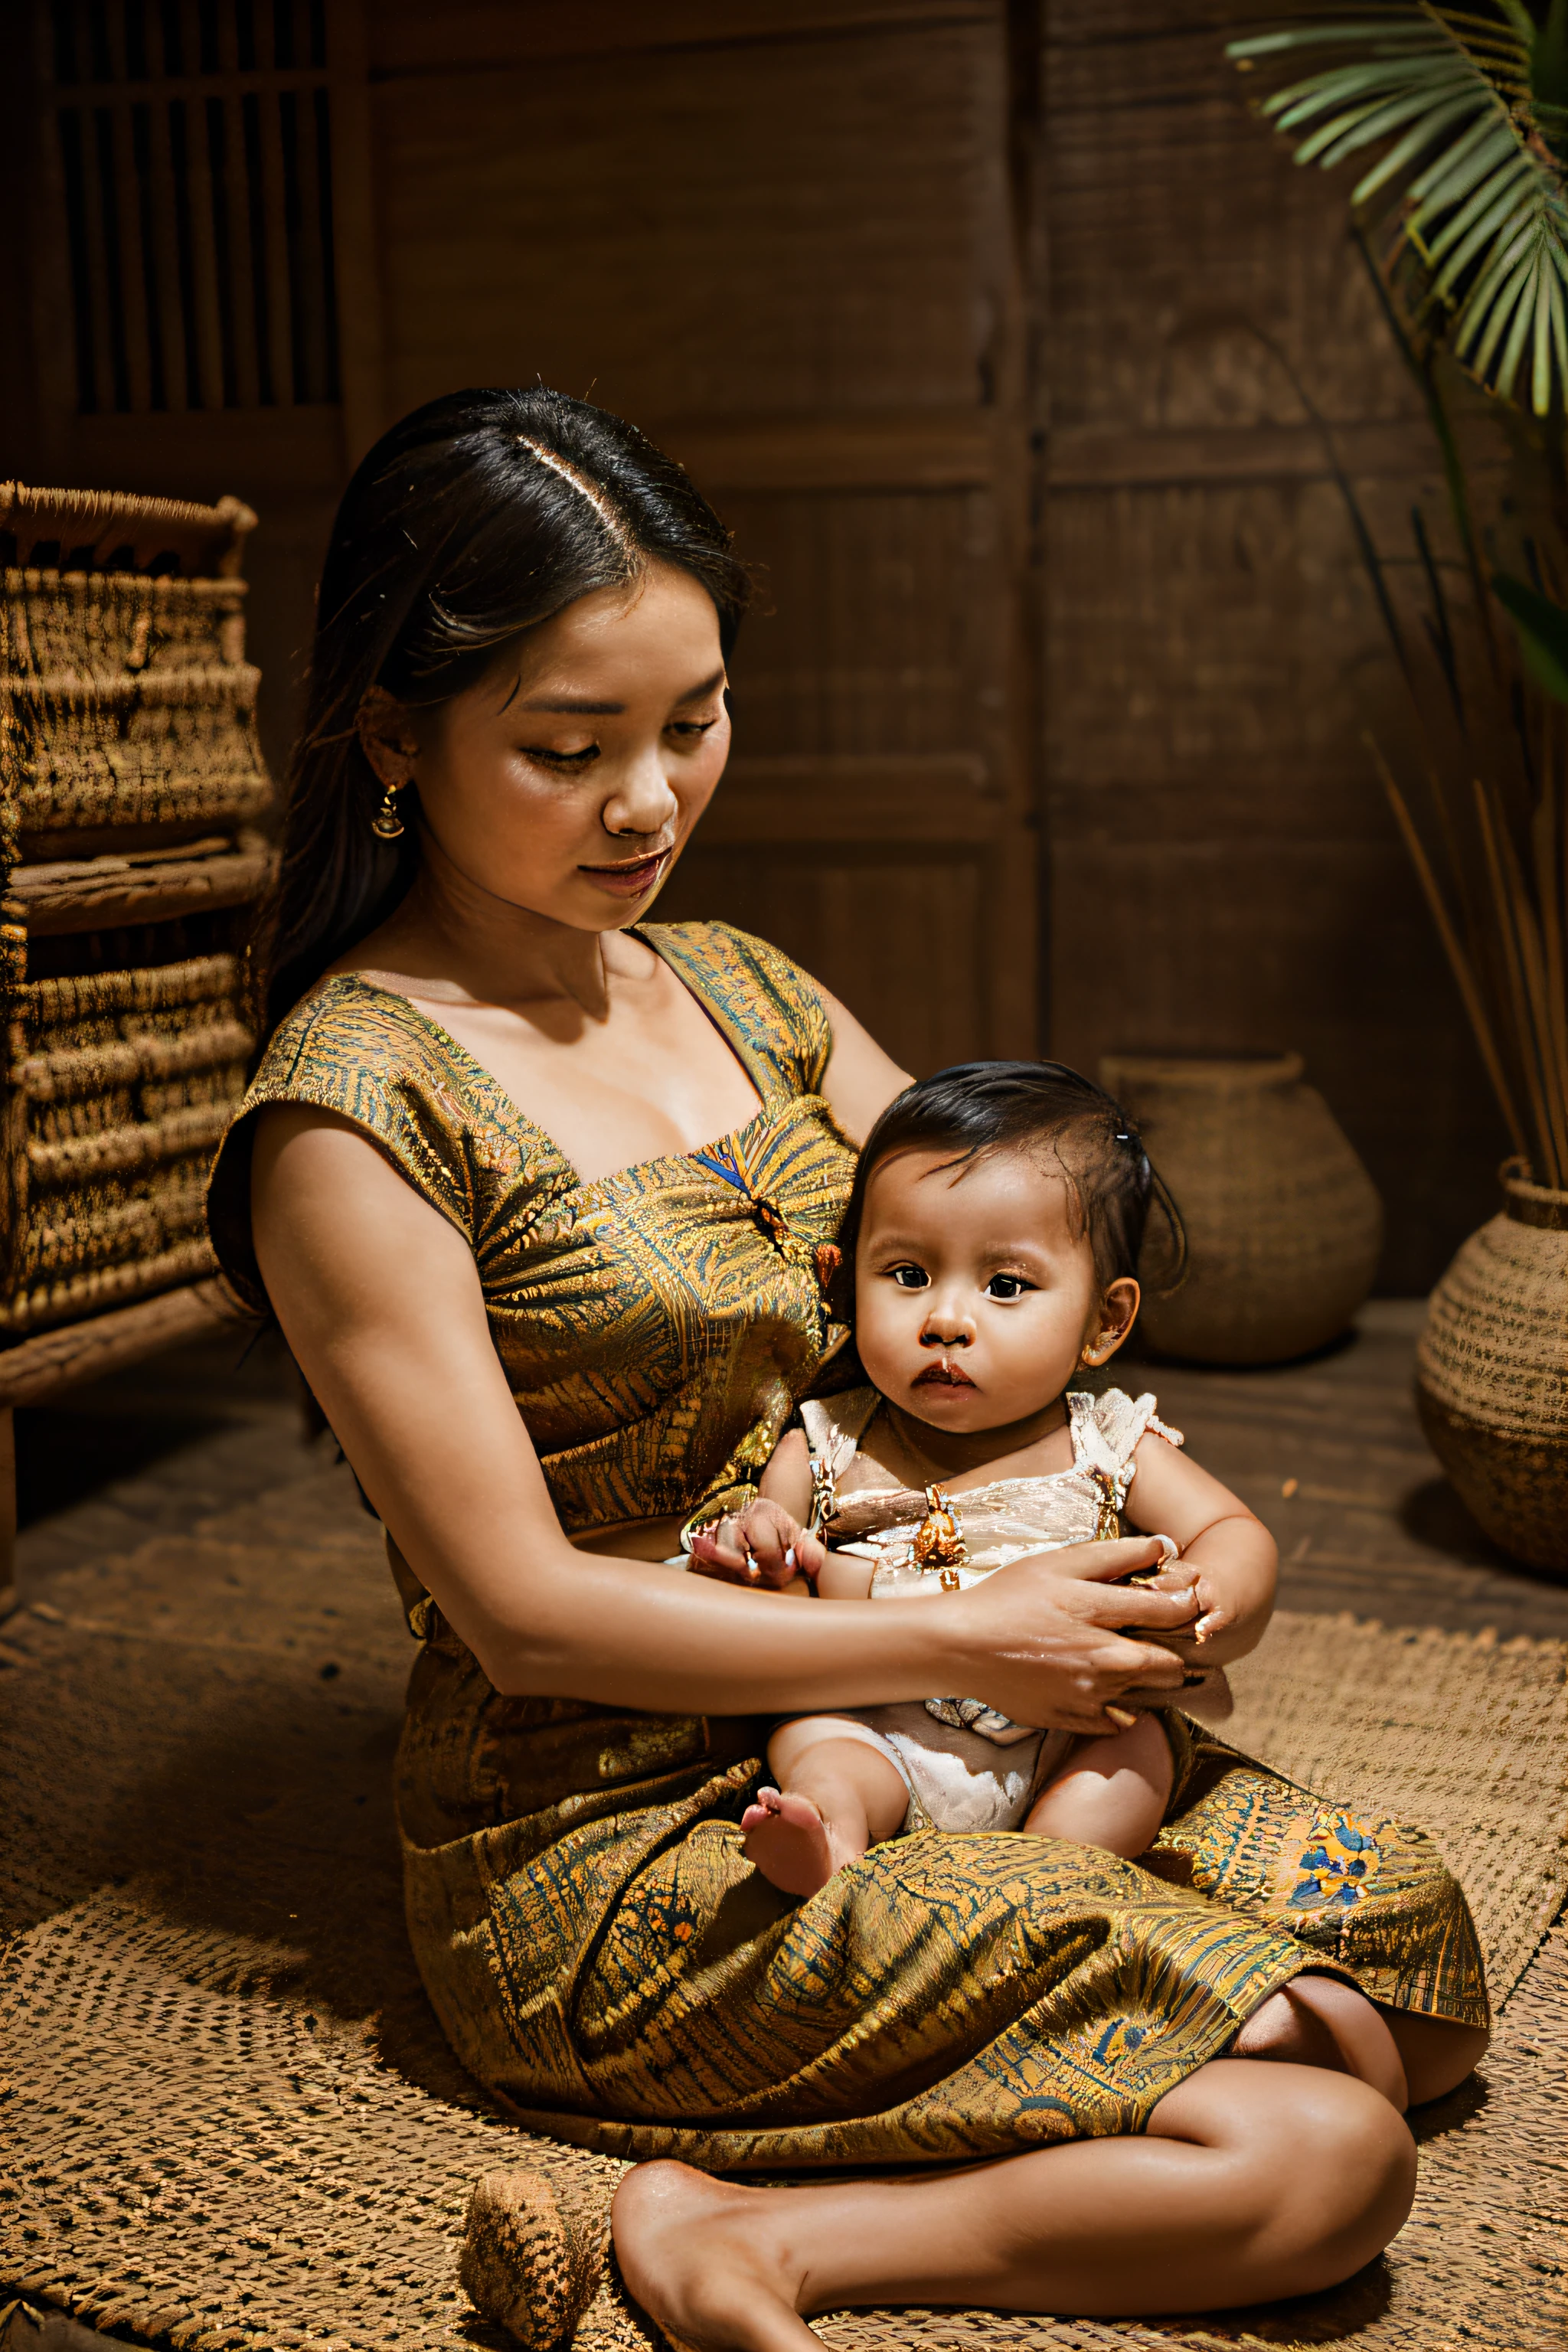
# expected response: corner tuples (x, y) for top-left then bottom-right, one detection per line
(790, 1384), (1184, 1834)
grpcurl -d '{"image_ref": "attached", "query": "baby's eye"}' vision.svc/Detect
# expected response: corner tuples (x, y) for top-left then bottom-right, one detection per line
(985, 1272), (1031, 1300)
(890, 1264), (929, 1290)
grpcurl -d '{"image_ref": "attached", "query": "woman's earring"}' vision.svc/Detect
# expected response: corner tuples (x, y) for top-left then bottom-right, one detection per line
(371, 780), (407, 841)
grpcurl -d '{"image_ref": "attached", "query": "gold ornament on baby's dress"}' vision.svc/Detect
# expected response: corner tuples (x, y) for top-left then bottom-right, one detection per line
(913, 1484), (968, 1591)
(1089, 1465), (1123, 1542)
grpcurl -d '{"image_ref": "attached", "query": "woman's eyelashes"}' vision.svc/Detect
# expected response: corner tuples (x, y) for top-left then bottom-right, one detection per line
(521, 716), (719, 770)
(522, 742), (599, 770)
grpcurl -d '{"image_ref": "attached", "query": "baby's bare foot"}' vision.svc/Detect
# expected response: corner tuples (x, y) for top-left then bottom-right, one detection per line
(741, 1786), (845, 1897)
(612, 2160), (818, 2352)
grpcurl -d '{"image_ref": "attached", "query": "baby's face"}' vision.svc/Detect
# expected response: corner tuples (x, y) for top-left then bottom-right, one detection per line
(852, 1145), (1130, 1437)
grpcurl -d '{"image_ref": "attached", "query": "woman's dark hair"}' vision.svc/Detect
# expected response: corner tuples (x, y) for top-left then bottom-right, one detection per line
(251, 387), (752, 1035)
(833, 1060), (1186, 1309)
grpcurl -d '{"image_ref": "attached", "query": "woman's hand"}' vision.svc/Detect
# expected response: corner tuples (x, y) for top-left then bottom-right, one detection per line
(949, 1536), (1202, 1736)
(688, 1501), (827, 1589)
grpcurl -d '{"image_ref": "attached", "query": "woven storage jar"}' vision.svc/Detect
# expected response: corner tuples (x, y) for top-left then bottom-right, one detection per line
(1416, 1158), (1568, 1576)
(0, 484), (272, 1341)
(1099, 1052), (1383, 1366)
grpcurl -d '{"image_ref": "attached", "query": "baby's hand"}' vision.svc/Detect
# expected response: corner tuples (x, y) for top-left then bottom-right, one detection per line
(1122, 1537), (1232, 1642)
(1187, 1569), (1233, 1647)
(687, 1498), (827, 1590)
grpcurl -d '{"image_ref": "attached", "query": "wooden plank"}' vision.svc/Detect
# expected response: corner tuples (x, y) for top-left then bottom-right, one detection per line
(327, 0), (387, 462)
(183, 84), (227, 410)
(12, 844), (272, 934)
(1047, 417), (1443, 491)
(77, 103), (119, 413)
(659, 838), (996, 1074)
(105, 103), (155, 413)
(23, 5), (79, 475)
(47, 71), (331, 102)
(720, 488), (1004, 774)
(217, 90), (263, 408)
(652, 410), (994, 492)
(144, 90), (191, 411)
(704, 754), (996, 842)
(0, 1275), (256, 1408)
(67, 403), (345, 498)
(254, 85), (296, 403)
(373, 0), (999, 74)
(377, 21), (997, 421)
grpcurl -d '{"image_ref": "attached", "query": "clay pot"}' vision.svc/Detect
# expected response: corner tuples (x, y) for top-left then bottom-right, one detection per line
(1099, 1053), (1383, 1366)
(1416, 1158), (1568, 1576)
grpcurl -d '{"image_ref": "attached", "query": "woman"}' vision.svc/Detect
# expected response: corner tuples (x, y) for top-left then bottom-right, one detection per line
(208, 388), (1487, 2352)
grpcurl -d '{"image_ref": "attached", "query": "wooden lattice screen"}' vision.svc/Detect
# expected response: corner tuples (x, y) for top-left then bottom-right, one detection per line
(40, 0), (341, 421)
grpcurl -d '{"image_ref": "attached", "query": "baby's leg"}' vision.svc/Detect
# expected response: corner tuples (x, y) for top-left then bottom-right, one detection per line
(1023, 1711), (1174, 1860)
(743, 1717), (910, 1899)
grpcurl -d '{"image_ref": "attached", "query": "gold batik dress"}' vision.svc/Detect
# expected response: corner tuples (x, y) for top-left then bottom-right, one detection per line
(208, 919), (1486, 2173)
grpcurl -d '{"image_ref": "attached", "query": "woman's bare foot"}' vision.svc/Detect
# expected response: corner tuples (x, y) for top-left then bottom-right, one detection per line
(741, 1786), (858, 1897)
(612, 2159), (818, 2352)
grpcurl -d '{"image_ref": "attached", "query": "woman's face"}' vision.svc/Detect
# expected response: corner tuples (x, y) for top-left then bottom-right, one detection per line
(368, 560), (730, 932)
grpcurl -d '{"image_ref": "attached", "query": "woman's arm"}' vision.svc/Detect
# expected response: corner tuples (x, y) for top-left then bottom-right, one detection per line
(1123, 1434), (1277, 1664)
(813, 983), (910, 1142)
(250, 1104), (1201, 1732)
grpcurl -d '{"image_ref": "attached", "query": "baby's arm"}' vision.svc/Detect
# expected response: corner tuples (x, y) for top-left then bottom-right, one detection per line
(759, 1433), (872, 1595)
(687, 1429), (876, 1598)
(685, 1429), (825, 1591)
(1123, 1434), (1276, 1664)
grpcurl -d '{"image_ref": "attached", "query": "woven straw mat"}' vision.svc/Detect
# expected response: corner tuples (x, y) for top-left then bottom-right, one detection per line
(2, 1455), (1563, 2352)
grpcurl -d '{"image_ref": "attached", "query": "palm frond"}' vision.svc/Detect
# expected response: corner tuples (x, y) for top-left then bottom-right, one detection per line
(1228, 3), (1568, 415)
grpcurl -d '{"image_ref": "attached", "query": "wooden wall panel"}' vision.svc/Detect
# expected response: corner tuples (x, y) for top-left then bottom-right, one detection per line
(715, 489), (1001, 759)
(1043, 1), (1507, 1292)
(369, 1), (1038, 1069)
(373, 1), (998, 75)
(373, 22), (1003, 424)
(659, 842), (990, 1080)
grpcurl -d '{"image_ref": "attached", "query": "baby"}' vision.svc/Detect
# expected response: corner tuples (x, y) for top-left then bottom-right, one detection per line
(688, 1060), (1279, 1900)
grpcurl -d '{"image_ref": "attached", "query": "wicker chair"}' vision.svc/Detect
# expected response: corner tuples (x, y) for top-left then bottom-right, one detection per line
(0, 483), (272, 1612)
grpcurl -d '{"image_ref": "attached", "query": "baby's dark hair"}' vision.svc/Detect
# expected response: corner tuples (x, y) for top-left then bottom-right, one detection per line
(834, 1060), (1185, 1309)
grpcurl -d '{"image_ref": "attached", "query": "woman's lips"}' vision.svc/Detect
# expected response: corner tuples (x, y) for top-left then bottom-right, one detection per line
(579, 849), (671, 898)
(913, 1361), (976, 1390)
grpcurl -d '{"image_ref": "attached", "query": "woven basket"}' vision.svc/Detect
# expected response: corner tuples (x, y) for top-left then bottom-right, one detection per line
(1416, 1157), (1568, 1576)
(1100, 1053), (1383, 1366)
(0, 485), (273, 1341)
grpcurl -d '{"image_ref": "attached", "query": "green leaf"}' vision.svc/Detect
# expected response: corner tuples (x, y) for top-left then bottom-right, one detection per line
(1404, 105), (1511, 207)
(1534, 0), (1568, 112)
(1493, 570), (1568, 701)
(1352, 90), (1490, 199)
(1230, 3), (1568, 413)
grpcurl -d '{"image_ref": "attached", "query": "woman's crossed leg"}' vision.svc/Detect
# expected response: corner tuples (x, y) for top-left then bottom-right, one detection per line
(612, 2056), (1417, 2352)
